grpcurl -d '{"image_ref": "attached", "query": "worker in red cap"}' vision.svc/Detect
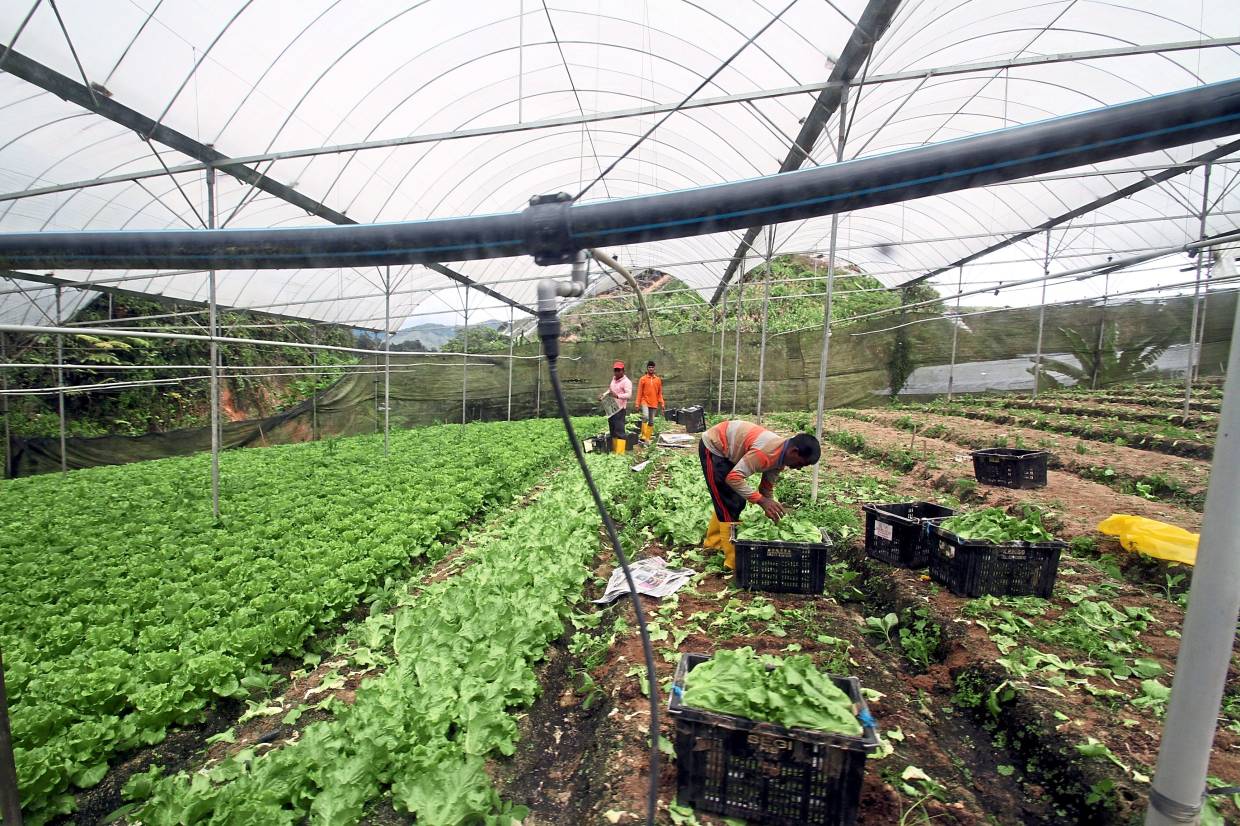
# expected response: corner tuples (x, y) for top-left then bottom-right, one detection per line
(598, 360), (633, 453)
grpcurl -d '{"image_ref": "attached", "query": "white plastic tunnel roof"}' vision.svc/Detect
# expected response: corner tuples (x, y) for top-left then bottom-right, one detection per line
(0, 0), (1238, 330)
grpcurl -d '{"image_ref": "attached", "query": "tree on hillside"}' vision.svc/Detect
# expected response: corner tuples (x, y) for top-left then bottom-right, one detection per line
(441, 325), (508, 353)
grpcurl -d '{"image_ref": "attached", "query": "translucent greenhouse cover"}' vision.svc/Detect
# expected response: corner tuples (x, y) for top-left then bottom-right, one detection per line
(0, 0), (1238, 330)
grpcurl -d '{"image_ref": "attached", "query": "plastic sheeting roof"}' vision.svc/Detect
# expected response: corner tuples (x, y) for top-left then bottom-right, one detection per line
(1, 0), (1238, 330)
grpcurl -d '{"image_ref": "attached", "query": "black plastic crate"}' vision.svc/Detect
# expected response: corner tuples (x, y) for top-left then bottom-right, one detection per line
(862, 502), (955, 569)
(928, 525), (1065, 598)
(668, 653), (878, 826)
(970, 448), (1049, 489)
(730, 526), (832, 594)
(680, 404), (707, 433)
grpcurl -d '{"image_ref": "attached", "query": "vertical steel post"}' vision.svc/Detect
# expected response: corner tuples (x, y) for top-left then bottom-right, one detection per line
(0, 333), (9, 480)
(1032, 229), (1051, 400)
(731, 267), (743, 416)
(383, 267), (391, 458)
(1145, 293), (1240, 826)
(506, 304), (515, 421)
(1194, 260), (1211, 383)
(535, 358), (542, 418)
(461, 289), (469, 425)
(755, 233), (773, 421)
(1092, 272), (1110, 390)
(947, 264), (964, 401)
(0, 648), (21, 826)
(207, 167), (220, 518)
(1185, 163), (1212, 419)
(55, 285), (65, 473)
(716, 287), (728, 414)
(310, 326), (318, 440)
(811, 86), (847, 501)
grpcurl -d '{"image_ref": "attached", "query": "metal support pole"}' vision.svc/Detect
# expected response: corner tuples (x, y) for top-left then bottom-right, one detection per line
(716, 287), (728, 414)
(947, 264), (964, 401)
(0, 648), (21, 826)
(1092, 272), (1110, 390)
(1185, 164), (1212, 419)
(755, 233), (773, 420)
(812, 86), (847, 501)
(1194, 259), (1211, 382)
(0, 333), (9, 480)
(535, 357), (542, 418)
(310, 326), (318, 441)
(731, 269), (743, 416)
(55, 285), (65, 473)
(207, 167), (220, 518)
(506, 304), (515, 420)
(461, 290), (469, 425)
(383, 267), (391, 457)
(1145, 294), (1240, 826)
(1032, 229), (1051, 400)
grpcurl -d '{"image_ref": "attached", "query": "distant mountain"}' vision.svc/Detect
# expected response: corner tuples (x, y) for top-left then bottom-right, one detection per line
(391, 320), (505, 351)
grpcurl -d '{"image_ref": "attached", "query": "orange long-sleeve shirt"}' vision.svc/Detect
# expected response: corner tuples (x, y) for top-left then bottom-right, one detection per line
(635, 374), (664, 408)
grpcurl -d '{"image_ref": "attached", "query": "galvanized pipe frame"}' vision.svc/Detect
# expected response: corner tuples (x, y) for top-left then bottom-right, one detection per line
(3, 79), (1239, 272)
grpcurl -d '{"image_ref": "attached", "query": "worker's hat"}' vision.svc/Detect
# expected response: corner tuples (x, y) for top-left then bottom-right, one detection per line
(612, 360), (625, 369)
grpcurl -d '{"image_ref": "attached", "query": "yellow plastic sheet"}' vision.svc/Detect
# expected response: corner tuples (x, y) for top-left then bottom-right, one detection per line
(1097, 514), (1199, 566)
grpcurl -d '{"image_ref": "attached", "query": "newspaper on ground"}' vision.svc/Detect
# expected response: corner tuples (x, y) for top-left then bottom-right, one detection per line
(593, 556), (696, 604)
(657, 433), (696, 448)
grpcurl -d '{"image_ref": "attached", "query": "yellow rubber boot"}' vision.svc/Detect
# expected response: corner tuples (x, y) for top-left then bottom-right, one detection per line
(720, 524), (737, 570)
(703, 514), (723, 549)
(641, 422), (653, 441)
(612, 436), (627, 454)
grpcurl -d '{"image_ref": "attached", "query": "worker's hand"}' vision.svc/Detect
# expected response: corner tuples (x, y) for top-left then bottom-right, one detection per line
(758, 496), (786, 522)
(598, 392), (607, 401)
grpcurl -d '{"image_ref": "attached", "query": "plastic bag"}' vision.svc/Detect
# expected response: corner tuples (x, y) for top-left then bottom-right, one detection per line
(1097, 514), (1199, 566)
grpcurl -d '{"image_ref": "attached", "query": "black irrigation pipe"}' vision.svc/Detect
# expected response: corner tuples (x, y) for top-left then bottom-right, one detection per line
(0, 79), (1238, 271)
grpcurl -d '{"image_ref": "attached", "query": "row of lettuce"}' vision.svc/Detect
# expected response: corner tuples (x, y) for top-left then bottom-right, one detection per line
(122, 452), (651, 824)
(0, 419), (589, 824)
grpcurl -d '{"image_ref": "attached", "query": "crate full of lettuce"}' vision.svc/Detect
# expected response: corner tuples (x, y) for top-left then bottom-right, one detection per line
(929, 506), (1066, 598)
(668, 648), (879, 826)
(731, 509), (832, 594)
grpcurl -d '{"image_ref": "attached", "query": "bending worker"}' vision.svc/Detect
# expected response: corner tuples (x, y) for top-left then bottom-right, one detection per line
(635, 360), (665, 442)
(699, 419), (822, 569)
(598, 360), (632, 452)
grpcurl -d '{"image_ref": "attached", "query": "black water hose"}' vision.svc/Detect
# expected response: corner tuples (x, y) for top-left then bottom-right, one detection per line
(1, 78), (1239, 271)
(538, 310), (660, 826)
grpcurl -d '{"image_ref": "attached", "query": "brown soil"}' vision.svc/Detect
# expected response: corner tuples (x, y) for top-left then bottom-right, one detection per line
(865, 409), (1212, 497)
(824, 414), (1203, 536)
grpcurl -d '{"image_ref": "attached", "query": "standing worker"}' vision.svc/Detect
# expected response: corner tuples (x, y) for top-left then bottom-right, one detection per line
(635, 360), (665, 443)
(598, 360), (632, 453)
(699, 420), (821, 569)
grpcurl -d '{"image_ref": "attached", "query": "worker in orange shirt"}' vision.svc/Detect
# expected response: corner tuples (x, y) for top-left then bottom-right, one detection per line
(634, 360), (665, 442)
(699, 419), (821, 569)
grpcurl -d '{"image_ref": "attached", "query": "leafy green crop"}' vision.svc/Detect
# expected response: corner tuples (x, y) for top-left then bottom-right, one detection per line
(681, 647), (862, 736)
(735, 508), (822, 542)
(0, 418), (582, 822)
(939, 507), (1055, 543)
(127, 453), (648, 825)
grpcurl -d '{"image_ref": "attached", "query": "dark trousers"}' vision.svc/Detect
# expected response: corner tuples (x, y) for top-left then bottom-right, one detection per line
(699, 441), (746, 521)
(608, 410), (626, 439)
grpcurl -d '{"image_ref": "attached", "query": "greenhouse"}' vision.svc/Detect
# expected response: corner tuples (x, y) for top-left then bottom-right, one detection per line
(0, 1), (1239, 824)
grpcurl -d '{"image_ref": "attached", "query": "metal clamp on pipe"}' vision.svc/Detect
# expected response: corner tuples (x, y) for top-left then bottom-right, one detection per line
(524, 192), (577, 266)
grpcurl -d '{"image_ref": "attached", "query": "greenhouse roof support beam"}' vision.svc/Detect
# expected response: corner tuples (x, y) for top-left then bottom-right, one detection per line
(0, 269), (386, 332)
(0, 78), (1238, 270)
(709, 0), (904, 306)
(0, 47), (533, 316)
(906, 135), (1240, 286)
(5, 36), (1238, 206)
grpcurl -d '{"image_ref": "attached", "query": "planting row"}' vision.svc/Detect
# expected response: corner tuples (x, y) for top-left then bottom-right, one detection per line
(906, 400), (1212, 459)
(122, 453), (648, 824)
(0, 419), (586, 823)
